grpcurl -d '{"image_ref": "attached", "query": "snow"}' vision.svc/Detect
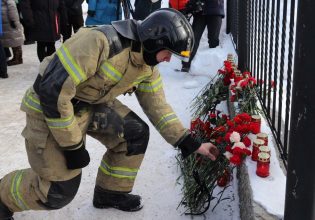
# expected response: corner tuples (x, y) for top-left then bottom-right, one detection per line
(0, 1), (286, 219)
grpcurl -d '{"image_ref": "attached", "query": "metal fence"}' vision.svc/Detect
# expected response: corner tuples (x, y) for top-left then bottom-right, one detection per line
(226, 0), (298, 170)
(227, 1), (315, 219)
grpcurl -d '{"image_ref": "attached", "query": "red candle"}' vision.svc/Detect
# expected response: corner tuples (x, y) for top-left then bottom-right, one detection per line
(251, 115), (261, 134)
(252, 139), (265, 161)
(256, 152), (270, 178)
(257, 132), (268, 145)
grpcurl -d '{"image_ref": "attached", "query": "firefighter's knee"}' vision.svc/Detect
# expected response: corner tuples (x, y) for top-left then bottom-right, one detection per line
(42, 173), (82, 209)
(123, 112), (150, 156)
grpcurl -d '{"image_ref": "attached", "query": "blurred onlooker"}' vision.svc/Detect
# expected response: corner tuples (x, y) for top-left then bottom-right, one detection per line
(180, 0), (225, 72)
(0, 0), (8, 78)
(0, 0), (24, 66)
(85, 0), (122, 26)
(63, 0), (84, 42)
(133, 0), (161, 20)
(19, 0), (68, 62)
(15, 0), (34, 45)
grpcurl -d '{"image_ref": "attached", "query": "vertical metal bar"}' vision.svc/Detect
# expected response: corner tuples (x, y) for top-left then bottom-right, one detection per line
(246, 0), (250, 69)
(262, 0), (270, 106)
(272, 0), (281, 127)
(226, 0), (231, 34)
(284, 1), (315, 218)
(257, 0), (262, 95)
(238, 0), (247, 71)
(259, 0), (266, 100)
(250, 0), (255, 73)
(283, 0), (296, 161)
(249, 0), (253, 71)
(267, 0), (276, 116)
(253, 0), (258, 78)
(277, 0), (288, 143)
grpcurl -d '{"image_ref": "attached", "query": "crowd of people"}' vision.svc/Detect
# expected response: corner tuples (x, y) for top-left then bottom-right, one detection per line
(0, 1), (224, 219)
(0, 0), (224, 78)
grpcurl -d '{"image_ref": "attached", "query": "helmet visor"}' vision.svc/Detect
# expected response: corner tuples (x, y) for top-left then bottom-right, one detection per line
(171, 50), (191, 62)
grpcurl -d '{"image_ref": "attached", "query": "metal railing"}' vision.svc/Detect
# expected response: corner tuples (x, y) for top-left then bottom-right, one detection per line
(226, 0), (298, 170)
(227, 1), (315, 219)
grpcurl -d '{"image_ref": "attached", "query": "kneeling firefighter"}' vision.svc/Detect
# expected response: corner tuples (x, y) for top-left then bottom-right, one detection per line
(0, 8), (219, 219)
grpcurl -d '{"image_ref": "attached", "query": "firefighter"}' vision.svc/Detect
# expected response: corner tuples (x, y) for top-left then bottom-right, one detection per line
(0, 8), (219, 219)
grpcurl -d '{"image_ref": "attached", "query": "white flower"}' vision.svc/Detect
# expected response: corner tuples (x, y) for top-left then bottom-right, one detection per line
(229, 131), (241, 143)
(232, 142), (246, 149)
(224, 151), (233, 160)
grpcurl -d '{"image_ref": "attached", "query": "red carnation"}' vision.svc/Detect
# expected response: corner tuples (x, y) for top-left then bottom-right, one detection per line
(225, 145), (232, 153)
(233, 116), (242, 124)
(242, 136), (252, 147)
(230, 95), (236, 102)
(230, 154), (242, 166)
(243, 148), (251, 156)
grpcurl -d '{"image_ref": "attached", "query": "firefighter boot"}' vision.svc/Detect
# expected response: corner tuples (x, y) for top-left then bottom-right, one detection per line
(0, 179), (14, 220)
(7, 46), (23, 66)
(93, 186), (143, 212)
(0, 199), (13, 220)
(181, 61), (190, 72)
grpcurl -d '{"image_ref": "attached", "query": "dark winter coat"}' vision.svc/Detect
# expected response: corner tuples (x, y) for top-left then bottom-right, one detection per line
(64, 0), (83, 15)
(0, 0), (24, 47)
(19, 0), (67, 42)
(204, 0), (224, 17)
(133, 0), (161, 20)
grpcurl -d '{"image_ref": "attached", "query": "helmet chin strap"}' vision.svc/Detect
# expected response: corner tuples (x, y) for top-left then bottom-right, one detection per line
(143, 50), (159, 66)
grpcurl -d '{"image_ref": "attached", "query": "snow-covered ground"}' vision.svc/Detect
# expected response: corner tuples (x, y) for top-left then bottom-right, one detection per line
(0, 1), (286, 219)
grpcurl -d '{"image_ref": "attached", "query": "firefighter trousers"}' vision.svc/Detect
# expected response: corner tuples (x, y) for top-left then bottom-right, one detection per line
(0, 99), (149, 212)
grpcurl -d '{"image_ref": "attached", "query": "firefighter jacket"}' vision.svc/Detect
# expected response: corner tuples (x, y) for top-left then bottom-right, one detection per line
(20, 26), (189, 152)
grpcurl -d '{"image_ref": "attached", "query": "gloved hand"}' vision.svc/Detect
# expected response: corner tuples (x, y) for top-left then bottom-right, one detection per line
(87, 10), (96, 17)
(88, 104), (124, 137)
(63, 140), (90, 169)
(9, 20), (16, 29)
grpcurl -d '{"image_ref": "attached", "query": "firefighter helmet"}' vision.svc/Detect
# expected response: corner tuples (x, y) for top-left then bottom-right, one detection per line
(137, 8), (194, 62)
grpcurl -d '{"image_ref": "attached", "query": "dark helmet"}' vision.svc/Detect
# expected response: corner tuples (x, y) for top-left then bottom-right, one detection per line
(137, 8), (194, 62)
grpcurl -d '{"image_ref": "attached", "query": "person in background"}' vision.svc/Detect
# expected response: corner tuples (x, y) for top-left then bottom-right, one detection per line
(15, 0), (34, 45)
(0, 0), (24, 66)
(0, 8), (219, 219)
(0, 0), (8, 78)
(133, 0), (161, 20)
(181, 0), (225, 72)
(85, 0), (122, 26)
(19, 0), (68, 62)
(63, 0), (84, 42)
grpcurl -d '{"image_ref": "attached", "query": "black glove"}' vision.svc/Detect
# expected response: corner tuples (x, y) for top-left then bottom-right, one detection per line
(87, 10), (96, 17)
(63, 141), (90, 169)
(10, 20), (16, 29)
(177, 133), (201, 158)
(88, 105), (124, 137)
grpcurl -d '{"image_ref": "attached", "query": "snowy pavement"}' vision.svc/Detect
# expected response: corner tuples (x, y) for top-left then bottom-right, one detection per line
(0, 25), (241, 220)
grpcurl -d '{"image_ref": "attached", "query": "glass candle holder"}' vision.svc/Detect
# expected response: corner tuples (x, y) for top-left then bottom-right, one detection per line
(257, 132), (268, 145)
(259, 145), (271, 156)
(252, 139), (265, 161)
(227, 53), (234, 60)
(256, 152), (270, 178)
(251, 115), (261, 134)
